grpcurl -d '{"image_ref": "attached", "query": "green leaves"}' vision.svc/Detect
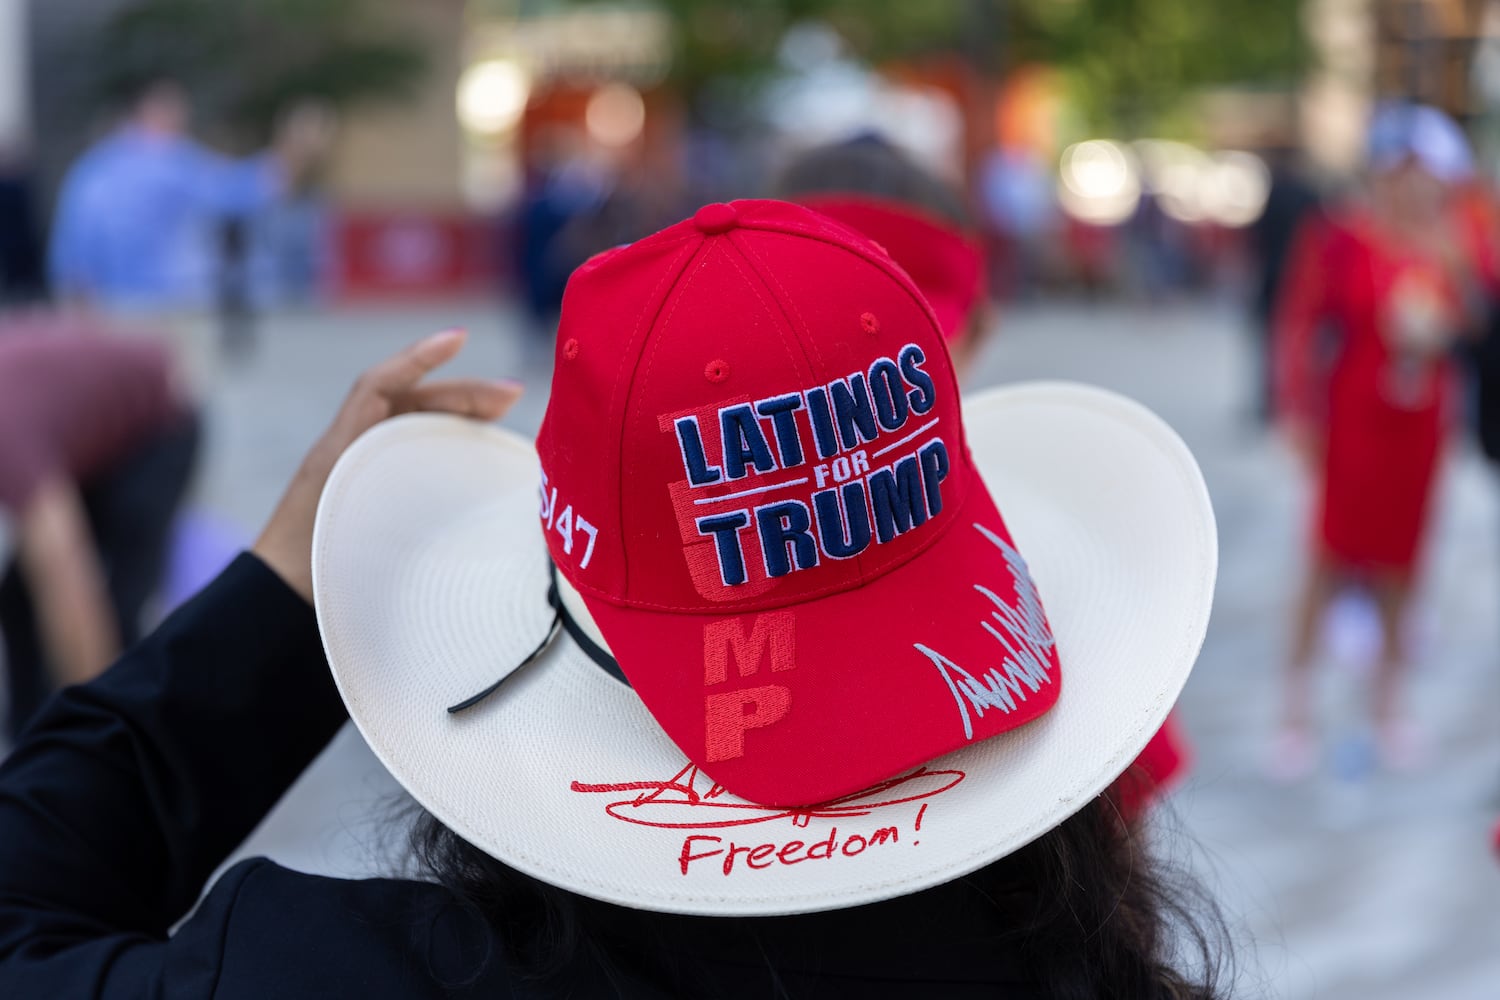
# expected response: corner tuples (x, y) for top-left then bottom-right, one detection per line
(564, 0), (1307, 133)
(1011, 0), (1307, 130)
(91, 0), (427, 146)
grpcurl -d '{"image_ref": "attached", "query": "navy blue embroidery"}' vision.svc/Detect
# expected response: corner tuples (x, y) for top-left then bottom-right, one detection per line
(830, 373), (880, 450)
(868, 357), (910, 431)
(805, 386), (840, 460)
(696, 510), (752, 585)
(675, 415), (723, 486)
(900, 344), (936, 414)
(678, 344), (948, 587)
(754, 393), (806, 468)
(720, 403), (778, 480)
(869, 453), (929, 544)
(756, 500), (820, 578)
(918, 439), (949, 516)
(813, 481), (873, 559)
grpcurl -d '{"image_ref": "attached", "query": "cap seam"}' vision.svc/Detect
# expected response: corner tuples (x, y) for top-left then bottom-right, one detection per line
(729, 229), (869, 574)
(738, 218), (971, 463)
(706, 239), (832, 576)
(621, 229), (709, 255)
(731, 222), (965, 581)
(625, 237), (819, 607)
(736, 212), (947, 341)
(799, 194), (986, 305)
(716, 237), (823, 380)
(726, 229), (827, 373)
(606, 236), (705, 598)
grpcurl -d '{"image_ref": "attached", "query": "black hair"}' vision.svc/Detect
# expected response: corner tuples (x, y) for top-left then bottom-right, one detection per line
(772, 133), (973, 231)
(407, 792), (1232, 998)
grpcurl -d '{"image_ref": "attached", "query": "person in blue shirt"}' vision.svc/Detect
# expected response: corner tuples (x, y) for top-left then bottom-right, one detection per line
(48, 79), (327, 311)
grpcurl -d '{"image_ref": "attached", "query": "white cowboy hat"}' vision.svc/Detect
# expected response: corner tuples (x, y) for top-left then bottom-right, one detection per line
(311, 378), (1215, 916)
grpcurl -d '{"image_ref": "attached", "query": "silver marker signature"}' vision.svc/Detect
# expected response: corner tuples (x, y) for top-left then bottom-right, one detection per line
(914, 523), (1056, 739)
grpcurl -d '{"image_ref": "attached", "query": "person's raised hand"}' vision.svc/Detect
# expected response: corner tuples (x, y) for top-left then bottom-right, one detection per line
(253, 330), (522, 603)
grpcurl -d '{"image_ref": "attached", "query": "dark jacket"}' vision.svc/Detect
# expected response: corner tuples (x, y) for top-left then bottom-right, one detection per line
(0, 555), (1042, 998)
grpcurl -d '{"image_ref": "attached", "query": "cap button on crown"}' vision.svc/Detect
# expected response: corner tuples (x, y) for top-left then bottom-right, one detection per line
(693, 202), (739, 235)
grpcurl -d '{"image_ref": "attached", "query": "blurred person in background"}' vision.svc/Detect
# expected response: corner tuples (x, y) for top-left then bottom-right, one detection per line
(514, 128), (615, 337)
(0, 318), (198, 741)
(1271, 103), (1484, 778)
(514, 127), (675, 352)
(1454, 176), (1500, 460)
(979, 143), (1058, 301)
(47, 79), (328, 323)
(775, 135), (1192, 817)
(1248, 144), (1323, 422)
(0, 145), (45, 304)
(1061, 215), (1121, 298)
(1123, 189), (1192, 304)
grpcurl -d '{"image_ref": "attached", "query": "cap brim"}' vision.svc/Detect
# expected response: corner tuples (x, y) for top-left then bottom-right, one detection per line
(312, 381), (1216, 915)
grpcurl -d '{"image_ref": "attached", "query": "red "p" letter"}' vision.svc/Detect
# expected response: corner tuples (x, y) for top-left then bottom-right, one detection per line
(704, 685), (791, 761)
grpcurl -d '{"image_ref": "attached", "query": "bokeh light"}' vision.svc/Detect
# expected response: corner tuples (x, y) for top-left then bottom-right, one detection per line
(1134, 139), (1210, 223)
(585, 82), (646, 147)
(1134, 141), (1271, 227)
(1200, 150), (1271, 227)
(1057, 139), (1141, 225)
(456, 59), (530, 135)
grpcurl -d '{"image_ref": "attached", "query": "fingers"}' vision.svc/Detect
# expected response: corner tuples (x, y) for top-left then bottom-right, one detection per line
(359, 329), (468, 397)
(337, 330), (521, 436)
(399, 378), (524, 421)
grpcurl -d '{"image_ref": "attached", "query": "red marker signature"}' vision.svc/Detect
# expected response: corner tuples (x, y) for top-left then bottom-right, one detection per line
(569, 764), (964, 830)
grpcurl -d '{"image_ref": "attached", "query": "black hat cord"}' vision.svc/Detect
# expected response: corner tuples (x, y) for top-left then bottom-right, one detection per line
(446, 564), (628, 715)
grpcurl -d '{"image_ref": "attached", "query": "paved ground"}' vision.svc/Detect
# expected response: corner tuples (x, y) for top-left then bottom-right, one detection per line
(965, 304), (1500, 999)
(12, 299), (1500, 996)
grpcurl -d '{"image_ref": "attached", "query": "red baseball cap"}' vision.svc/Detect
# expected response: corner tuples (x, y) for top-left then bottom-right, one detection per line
(1110, 712), (1190, 823)
(536, 200), (1060, 807)
(797, 195), (986, 343)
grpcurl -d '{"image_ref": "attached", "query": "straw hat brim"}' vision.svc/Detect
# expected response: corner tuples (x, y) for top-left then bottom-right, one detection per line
(312, 381), (1216, 915)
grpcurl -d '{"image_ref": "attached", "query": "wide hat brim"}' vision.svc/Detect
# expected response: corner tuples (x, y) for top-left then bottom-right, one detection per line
(312, 381), (1216, 916)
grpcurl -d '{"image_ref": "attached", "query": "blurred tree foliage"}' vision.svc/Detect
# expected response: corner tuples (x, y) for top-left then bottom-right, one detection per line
(560, 0), (1307, 132)
(1007, 0), (1308, 129)
(89, 0), (427, 147)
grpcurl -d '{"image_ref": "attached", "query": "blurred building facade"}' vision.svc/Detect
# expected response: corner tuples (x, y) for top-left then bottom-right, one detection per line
(316, 0), (478, 300)
(15, 0), (1500, 305)
(1374, 0), (1487, 112)
(0, 1), (26, 153)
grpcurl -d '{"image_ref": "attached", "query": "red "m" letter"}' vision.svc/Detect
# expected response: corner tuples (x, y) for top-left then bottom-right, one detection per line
(703, 611), (796, 685)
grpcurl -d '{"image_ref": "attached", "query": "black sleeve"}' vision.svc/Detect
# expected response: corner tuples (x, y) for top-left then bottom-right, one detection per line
(0, 553), (348, 996)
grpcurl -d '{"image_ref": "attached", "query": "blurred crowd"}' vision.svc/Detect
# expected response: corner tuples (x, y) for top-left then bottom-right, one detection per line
(1, 59), (1497, 768)
(2, 32), (1500, 979)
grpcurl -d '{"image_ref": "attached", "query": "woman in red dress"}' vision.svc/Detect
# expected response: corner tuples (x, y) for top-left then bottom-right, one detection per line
(1272, 104), (1483, 777)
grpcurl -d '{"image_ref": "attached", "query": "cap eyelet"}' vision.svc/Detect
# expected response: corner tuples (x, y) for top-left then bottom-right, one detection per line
(562, 338), (580, 361)
(860, 312), (880, 336)
(704, 359), (730, 383)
